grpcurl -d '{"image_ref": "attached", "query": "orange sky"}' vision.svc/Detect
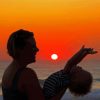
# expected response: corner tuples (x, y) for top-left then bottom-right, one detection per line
(0, 0), (100, 61)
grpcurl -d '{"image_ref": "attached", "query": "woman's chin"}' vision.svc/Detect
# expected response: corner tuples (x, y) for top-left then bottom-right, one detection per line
(32, 58), (36, 63)
(33, 59), (36, 63)
(26, 58), (36, 64)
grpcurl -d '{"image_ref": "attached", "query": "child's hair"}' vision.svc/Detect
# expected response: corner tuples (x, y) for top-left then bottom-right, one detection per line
(68, 69), (93, 96)
(7, 29), (33, 58)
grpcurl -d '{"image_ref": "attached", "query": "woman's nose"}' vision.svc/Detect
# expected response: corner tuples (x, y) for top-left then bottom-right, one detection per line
(33, 47), (39, 52)
(36, 47), (39, 52)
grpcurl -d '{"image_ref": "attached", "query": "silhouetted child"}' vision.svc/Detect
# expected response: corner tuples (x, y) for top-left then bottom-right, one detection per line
(43, 46), (97, 100)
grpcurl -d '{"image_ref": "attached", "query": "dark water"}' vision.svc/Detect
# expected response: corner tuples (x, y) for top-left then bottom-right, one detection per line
(0, 60), (100, 98)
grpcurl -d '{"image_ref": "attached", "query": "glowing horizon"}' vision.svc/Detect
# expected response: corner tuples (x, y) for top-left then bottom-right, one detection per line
(0, 0), (100, 61)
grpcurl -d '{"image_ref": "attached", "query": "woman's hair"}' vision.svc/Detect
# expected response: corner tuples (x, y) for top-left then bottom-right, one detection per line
(7, 29), (33, 58)
(68, 69), (93, 96)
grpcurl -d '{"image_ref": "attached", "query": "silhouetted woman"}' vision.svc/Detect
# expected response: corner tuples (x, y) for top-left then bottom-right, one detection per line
(2, 29), (97, 100)
(2, 29), (44, 100)
(2, 29), (74, 100)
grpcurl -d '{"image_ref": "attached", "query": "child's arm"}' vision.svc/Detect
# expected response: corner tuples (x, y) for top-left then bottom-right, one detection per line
(64, 46), (97, 73)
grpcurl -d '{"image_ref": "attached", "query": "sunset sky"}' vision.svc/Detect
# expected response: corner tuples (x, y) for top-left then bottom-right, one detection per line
(0, 0), (100, 61)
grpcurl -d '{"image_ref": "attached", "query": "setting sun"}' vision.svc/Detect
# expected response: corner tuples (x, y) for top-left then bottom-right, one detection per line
(51, 54), (58, 60)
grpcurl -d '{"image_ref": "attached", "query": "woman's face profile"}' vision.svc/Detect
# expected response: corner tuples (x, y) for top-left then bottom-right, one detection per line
(19, 36), (39, 64)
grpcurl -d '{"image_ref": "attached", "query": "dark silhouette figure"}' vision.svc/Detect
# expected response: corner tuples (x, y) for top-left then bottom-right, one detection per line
(43, 46), (97, 100)
(2, 29), (43, 100)
(2, 29), (79, 100)
(1, 29), (97, 100)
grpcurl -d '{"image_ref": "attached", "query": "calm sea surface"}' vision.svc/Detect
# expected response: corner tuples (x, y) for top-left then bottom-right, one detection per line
(0, 60), (100, 95)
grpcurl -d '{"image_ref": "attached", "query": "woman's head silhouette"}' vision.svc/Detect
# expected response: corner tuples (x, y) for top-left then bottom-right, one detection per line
(7, 29), (39, 64)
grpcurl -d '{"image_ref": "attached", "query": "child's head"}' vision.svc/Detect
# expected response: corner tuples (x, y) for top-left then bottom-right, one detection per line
(68, 67), (93, 96)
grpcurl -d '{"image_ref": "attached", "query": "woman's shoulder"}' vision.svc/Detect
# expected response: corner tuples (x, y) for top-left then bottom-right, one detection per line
(23, 67), (36, 73)
(21, 67), (37, 79)
(19, 67), (39, 88)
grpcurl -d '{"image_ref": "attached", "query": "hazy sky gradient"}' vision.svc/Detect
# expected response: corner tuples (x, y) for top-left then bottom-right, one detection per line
(0, 0), (100, 61)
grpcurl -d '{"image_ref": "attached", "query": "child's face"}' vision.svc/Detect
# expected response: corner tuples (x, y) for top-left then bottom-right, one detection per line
(69, 68), (92, 96)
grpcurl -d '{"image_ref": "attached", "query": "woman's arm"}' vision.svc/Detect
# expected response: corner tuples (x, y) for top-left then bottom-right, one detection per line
(21, 68), (45, 100)
(23, 68), (67, 100)
(51, 87), (67, 100)
(64, 46), (97, 73)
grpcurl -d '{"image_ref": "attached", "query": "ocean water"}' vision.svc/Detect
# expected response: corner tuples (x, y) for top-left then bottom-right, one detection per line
(0, 60), (100, 99)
